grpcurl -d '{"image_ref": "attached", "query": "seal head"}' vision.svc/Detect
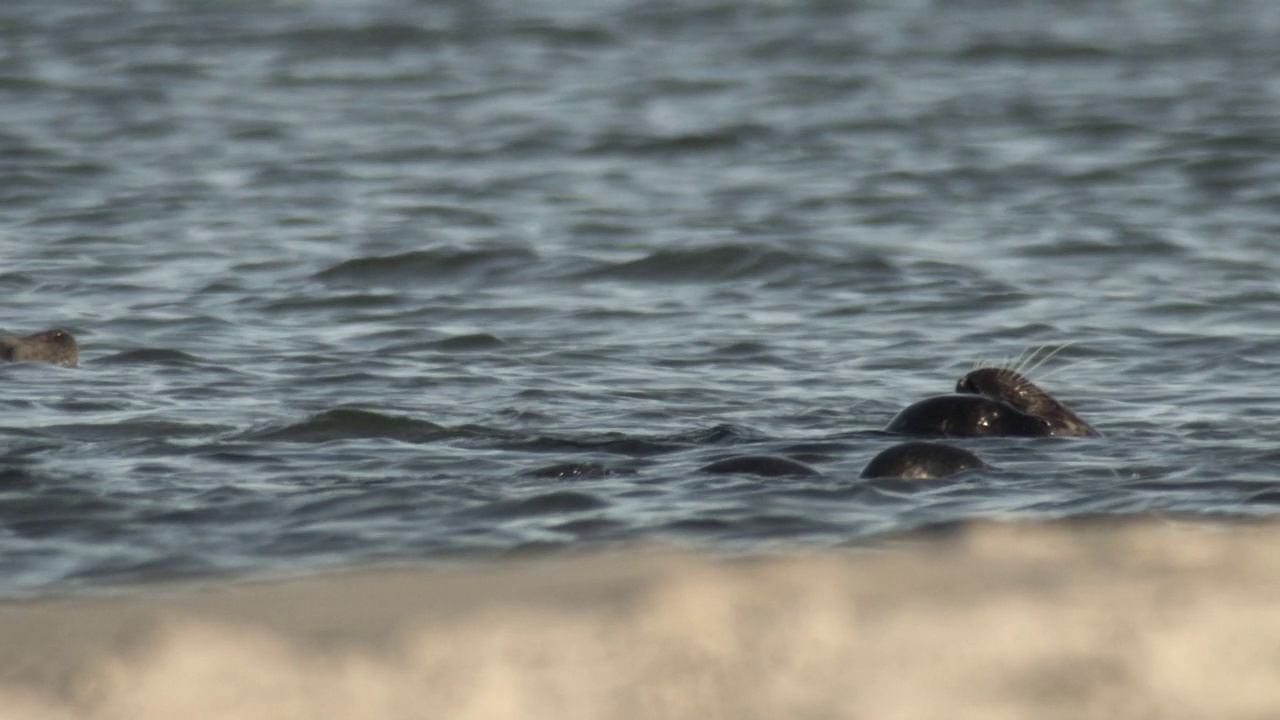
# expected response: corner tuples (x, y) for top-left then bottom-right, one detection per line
(885, 394), (1051, 438)
(0, 329), (79, 367)
(860, 441), (989, 480)
(956, 367), (1097, 437)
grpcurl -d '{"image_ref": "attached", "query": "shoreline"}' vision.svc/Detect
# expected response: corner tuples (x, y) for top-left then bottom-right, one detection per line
(3, 518), (1278, 719)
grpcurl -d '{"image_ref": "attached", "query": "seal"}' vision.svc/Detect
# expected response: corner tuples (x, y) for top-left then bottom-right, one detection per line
(0, 329), (78, 367)
(860, 441), (989, 480)
(698, 455), (819, 477)
(956, 367), (1097, 437)
(885, 394), (1052, 438)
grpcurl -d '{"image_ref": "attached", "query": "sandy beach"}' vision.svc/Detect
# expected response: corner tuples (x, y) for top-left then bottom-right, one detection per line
(2, 518), (1279, 719)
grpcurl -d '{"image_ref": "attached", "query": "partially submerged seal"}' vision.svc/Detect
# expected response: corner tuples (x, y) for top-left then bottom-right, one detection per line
(956, 367), (1097, 437)
(885, 394), (1052, 438)
(0, 329), (78, 367)
(860, 441), (989, 480)
(698, 455), (819, 477)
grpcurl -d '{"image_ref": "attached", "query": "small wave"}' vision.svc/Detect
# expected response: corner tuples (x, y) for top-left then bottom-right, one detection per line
(252, 409), (449, 443)
(523, 462), (624, 480)
(34, 420), (231, 442)
(314, 247), (539, 287)
(428, 334), (507, 352)
(573, 244), (825, 283)
(470, 490), (609, 519)
(586, 124), (773, 156)
(957, 39), (1113, 61)
(274, 23), (448, 56)
(509, 424), (761, 457)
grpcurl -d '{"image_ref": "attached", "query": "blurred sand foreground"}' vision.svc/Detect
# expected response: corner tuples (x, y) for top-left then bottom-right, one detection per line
(3, 519), (1280, 720)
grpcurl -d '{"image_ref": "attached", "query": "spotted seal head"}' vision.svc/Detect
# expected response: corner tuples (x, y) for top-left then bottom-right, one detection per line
(885, 394), (1052, 438)
(860, 441), (989, 480)
(956, 367), (1097, 437)
(0, 329), (79, 367)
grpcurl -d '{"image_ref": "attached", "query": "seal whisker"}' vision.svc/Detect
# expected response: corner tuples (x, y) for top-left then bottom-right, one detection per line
(1016, 344), (1053, 375)
(1023, 342), (1074, 378)
(1033, 357), (1094, 384)
(1006, 346), (1034, 373)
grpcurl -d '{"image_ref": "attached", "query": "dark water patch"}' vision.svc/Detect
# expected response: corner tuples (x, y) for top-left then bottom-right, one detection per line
(284, 487), (434, 524)
(260, 529), (376, 557)
(659, 517), (734, 535)
(0, 467), (40, 489)
(94, 349), (204, 367)
(0, 75), (51, 92)
(776, 441), (860, 455)
(64, 555), (230, 587)
(1245, 490), (1280, 507)
(681, 424), (764, 445)
(250, 163), (354, 187)
(1018, 232), (1188, 258)
(0, 272), (36, 289)
(428, 333), (507, 352)
(586, 124), (774, 156)
(1182, 155), (1270, 197)
(956, 39), (1114, 62)
(384, 204), (502, 226)
(125, 60), (209, 81)
(549, 516), (627, 536)
(568, 219), (642, 240)
(252, 408), (450, 443)
(574, 244), (848, 283)
(514, 434), (691, 457)
(524, 462), (625, 480)
(48, 400), (140, 414)
(32, 420), (231, 443)
(506, 21), (619, 47)
(662, 512), (851, 540)
(708, 341), (773, 357)
(314, 247), (540, 288)
(507, 425), (761, 457)
(229, 122), (286, 141)
(260, 293), (408, 314)
(142, 499), (268, 525)
(276, 23), (449, 55)
(470, 490), (609, 519)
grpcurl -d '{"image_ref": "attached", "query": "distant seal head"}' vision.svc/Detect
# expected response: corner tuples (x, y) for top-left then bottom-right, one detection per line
(956, 367), (1097, 437)
(860, 441), (989, 480)
(885, 394), (1051, 438)
(0, 329), (78, 367)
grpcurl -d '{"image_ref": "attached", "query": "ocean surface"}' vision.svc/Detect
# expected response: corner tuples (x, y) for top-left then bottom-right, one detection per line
(2, 0), (1280, 596)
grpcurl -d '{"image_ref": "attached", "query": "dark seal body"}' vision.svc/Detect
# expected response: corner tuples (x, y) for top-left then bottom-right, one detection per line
(860, 441), (989, 480)
(698, 455), (819, 477)
(956, 367), (1098, 437)
(885, 394), (1051, 438)
(0, 329), (78, 367)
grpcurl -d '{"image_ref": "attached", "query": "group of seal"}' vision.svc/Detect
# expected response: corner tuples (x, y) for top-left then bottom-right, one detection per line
(700, 350), (1097, 482)
(863, 361), (1098, 479)
(7, 329), (1089, 483)
(0, 329), (79, 367)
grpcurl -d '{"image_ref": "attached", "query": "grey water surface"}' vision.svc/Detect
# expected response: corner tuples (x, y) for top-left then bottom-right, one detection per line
(3, 0), (1280, 595)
